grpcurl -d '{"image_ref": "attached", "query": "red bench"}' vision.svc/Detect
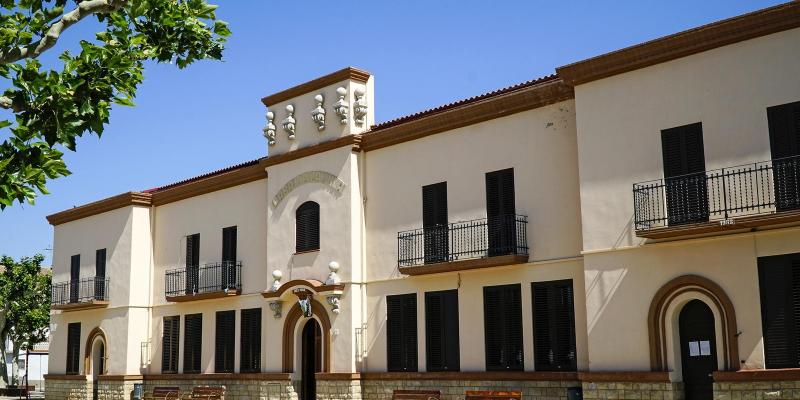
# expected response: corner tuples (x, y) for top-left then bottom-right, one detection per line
(147, 386), (180, 400)
(393, 390), (441, 400)
(191, 386), (226, 400)
(465, 390), (522, 400)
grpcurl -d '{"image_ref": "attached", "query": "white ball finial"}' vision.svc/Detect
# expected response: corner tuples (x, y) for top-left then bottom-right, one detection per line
(336, 87), (347, 97)
(272, 270), (283, 280)
(266, 111), (274, 119)
(314, 94), (324, 103)
(354, 87), (365, 97)
(285, 104), (294, 113)
(328, 261), (339, 272)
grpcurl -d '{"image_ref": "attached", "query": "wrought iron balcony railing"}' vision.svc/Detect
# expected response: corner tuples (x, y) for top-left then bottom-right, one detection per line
(633, 155), (800, 232)
(165, 261), (242, 300)
(51, 277), (109, 307)
(398, 214), (529, 268)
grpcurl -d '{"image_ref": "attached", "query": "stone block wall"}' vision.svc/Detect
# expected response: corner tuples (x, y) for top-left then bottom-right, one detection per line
(96, 380), (140, 400)
(142, 378), (296, 400)
(581, 382), (684, 400)
(45, 378), (92, 400)
(357, 379), (581, 400)
(713, 381), (800, 400)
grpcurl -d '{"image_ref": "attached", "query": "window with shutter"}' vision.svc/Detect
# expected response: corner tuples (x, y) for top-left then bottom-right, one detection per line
(661, 123), (709, 225)
(70, 255), (80, 303)
(486, 168), (517, 256)
(186, 234), (200, 294)
(532, 280), (577, 371)
(215, 310), (236, 373)
(240, 308), (262, 373)
(296, 201), (320, 252)
(183, 313), (202, 373)
(95, 249), (106, 301)
(65, 323), (81, 374)
(768, 101), (800, 211)
(222, 226), (237, 289)
(422, 182), (449, 264)
(483, 284), (523, 371)
(161, 316), (180, 374)
(425, 289), (460, 372)
(758, 253), (800, 368)
(386, 293), (418, 372)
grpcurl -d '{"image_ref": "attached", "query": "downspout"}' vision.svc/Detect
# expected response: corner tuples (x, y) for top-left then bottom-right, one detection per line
(146, 202), (156, 374)
(358, 146), (368, 372)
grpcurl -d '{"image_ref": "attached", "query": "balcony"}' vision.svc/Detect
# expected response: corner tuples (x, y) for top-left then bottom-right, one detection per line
(165, 261), (242, 302)
(51, 277), (109, 311)
(633, 155), (800, 239)
(397, 214), (529, 275)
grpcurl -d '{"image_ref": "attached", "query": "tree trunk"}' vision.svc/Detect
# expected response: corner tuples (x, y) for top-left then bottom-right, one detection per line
(0, 311), (8, 386)
(10, 342), (19, 386)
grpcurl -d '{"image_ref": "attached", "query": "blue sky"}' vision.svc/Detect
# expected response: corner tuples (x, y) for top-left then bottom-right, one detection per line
(0, 0), (785, 265)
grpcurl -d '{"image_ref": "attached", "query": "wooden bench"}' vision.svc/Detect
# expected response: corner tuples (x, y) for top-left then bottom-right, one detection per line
(191, 386), (226, 400)
(392, 389), (441, 400)
(147, 386), (180, 400)
(465, 390), (522, 400)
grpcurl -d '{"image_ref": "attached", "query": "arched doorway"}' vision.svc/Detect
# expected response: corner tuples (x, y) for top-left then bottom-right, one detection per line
(301, 319), (322, 400)
(679, 300), (717, 400)
(90, 339), (105, 400)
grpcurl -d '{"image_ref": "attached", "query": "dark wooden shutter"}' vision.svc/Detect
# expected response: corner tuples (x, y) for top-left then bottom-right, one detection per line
(425, 289), (460, 371)
(215, 310), (235, 373)
(483, 284), (523, 371)
(758, 254), (800, 368)
(387, 293), (418, 372)
(161, 316), (179, 374)
(70, 255), (80, 303)
(94, 249), (107, 301)
(661, 123), (708, 225)
(296, 201), (320, 252)
(532, 280), (577, 371)
(486, 169), (517, 256)
(222, 226), (237, 289)
(186, 234), (200, 294)
(183, 313), (202, 373)
(240, 308), (262, 373)
(422, 182), (448, 264)
(222, 226), (237, 263)
(768, 101), (800, 211)
(65, 323), (81, 374)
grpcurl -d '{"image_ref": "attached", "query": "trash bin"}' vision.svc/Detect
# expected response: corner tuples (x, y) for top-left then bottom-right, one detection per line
(567, 386), (583, 400)
(133, 383), (144, 400)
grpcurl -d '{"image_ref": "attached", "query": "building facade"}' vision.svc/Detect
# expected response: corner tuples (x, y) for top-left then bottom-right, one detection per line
(44, 3), (800, 400)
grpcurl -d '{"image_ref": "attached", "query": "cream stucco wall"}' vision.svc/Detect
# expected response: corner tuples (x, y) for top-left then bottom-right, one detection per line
(574, 28), (800, 252)
(363, 259), (588, 372)
(152, 179), (269, 305)
(364, 100), (583, 281)
(573, 28), (800, 372)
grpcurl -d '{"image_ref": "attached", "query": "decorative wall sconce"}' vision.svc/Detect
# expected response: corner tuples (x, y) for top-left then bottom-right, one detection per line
(325, 261), (341, 285)
(270, 270), (283, 292)
(353, 87), (368, 127)
(269, 301), (283, 318)
(310, 94), (326, 131)
(282, 104), (296, 139)
(262, 111), (276, 146)
(327, 295), (341, 315)
(333, 87), (349, 125)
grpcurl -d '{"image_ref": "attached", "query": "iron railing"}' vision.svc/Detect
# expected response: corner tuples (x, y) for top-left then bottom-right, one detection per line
(51, 276), (109, 306)
(633, 155), (800, 231)
(165, 261), (242, 298)
(398, 214), (528, 267)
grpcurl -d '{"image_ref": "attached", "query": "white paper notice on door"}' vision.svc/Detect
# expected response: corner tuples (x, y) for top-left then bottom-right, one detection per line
(689, 341), (700, 356)
(699, 340), (711, 356)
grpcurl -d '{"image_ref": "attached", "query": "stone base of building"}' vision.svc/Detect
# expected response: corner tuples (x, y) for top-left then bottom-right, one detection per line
(581, 381), (684, 400)
(45, 377), (92, 400)
(713, 381), (800, 400)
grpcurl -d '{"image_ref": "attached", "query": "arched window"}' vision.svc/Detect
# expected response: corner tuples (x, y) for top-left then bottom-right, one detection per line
(296, 201), (320, 252)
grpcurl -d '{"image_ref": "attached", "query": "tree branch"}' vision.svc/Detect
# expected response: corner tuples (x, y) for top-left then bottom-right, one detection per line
(0, 0), (128, 64)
